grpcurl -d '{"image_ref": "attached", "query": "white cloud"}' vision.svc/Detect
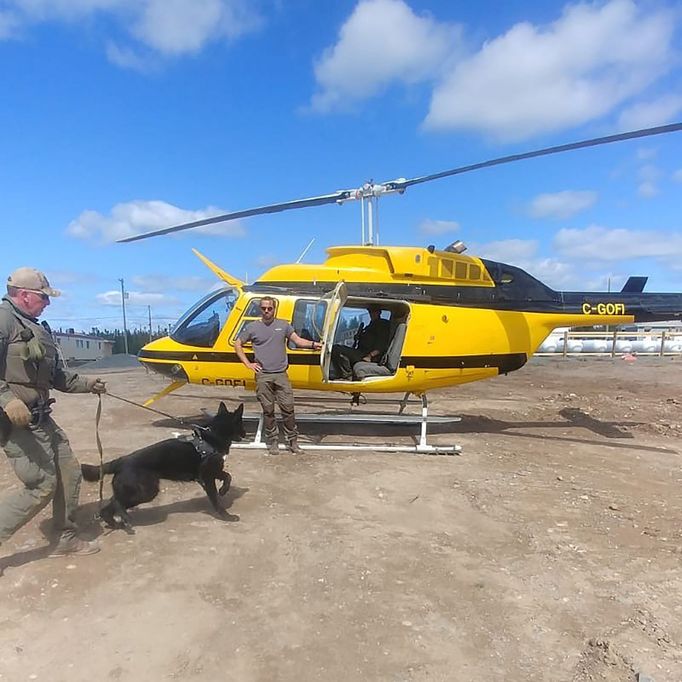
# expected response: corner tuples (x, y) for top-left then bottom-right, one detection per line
(473, 238), (580, 288)
(528, 190), (597, 220)
(418, 218), (459, 235)
(256, 254), (280, 268)
(1, 0), (260, 66)
(618, 94), (682, 130)
(585, 272), (627, 291)
(66, 199), (246, 243)
(0, 10), (20, 38)
(105, 42), (155, 72)
(45, 270), (98, 287)
(425, 0), (677, 141)
(637, 181), (658, 198)
(637, 163), (661, 198)
(96, 289), (179, 306)
(7, 1), (125, 21)
(522, 258), (578, 289)
(554, 225), (682, 261)
(131, 274), (214, 292)
(132, 0), (258, 56)
(310, 0), (462, 112)
(473, 238), (538, 263)
(636, 147), (658, 161)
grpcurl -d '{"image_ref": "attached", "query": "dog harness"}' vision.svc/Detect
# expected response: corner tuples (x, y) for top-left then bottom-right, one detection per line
(190, 426), (225, 462)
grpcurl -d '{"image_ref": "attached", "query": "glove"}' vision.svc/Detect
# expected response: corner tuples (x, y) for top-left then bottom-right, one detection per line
(4, 398), (32, 427)
(88, 378), (107, 394)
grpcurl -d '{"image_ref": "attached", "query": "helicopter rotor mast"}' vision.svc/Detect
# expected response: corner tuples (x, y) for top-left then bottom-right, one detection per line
(117, 121), (682, 245)
(335, 180), (407, 246)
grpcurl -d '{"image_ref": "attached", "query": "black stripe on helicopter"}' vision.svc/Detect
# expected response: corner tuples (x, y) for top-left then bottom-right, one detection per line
(137, 349), (527, 373)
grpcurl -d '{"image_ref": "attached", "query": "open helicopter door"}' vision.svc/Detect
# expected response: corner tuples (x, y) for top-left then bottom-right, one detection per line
(318, 281), (347, 381)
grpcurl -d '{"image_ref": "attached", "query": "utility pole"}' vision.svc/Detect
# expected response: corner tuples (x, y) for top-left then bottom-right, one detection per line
(148, 305), (152, 343)
(119, 278), (129, 355)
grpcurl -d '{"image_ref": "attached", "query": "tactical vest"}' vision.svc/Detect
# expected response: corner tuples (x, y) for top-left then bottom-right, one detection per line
(0, 298), (58, 407)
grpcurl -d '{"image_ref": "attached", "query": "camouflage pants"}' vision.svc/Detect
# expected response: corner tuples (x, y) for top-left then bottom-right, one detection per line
(0, 416), (81, 544)
(255, 371), (299, 445)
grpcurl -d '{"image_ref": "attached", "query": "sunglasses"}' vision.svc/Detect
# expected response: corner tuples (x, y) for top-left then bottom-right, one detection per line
(24, 290), (49, 302)
(260, 306), (274, 312)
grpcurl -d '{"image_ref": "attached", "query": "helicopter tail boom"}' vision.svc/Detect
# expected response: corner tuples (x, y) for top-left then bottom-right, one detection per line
(559, 291), (682, 324)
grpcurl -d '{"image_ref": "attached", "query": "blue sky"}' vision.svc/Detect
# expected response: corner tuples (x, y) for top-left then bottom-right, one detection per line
(1, 0), (681, 333)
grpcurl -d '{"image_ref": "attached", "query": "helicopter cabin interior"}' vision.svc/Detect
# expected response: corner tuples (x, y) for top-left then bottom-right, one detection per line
(168, 286), (410, 384)
(321, 296), (411, 383)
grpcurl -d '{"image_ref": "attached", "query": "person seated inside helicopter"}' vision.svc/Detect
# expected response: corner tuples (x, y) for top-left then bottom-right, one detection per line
(330, 305), (391, 380)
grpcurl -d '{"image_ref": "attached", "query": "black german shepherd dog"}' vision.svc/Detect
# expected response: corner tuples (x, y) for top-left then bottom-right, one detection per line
(81, 402), (244, 532)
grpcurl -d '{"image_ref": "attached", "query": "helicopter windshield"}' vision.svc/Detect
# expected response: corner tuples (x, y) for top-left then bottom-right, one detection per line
(170, 287), (237, 348)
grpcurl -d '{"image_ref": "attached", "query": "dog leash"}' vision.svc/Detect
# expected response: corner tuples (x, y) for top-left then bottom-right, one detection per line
(104, 391), (198, 428)
(95, 394), (104, 506)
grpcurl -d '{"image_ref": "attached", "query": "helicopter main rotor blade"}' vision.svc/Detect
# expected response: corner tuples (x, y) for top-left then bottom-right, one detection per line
(117, 190), (353, 243)
(386, 122), (682, 191)
(119, 121), (682, 244)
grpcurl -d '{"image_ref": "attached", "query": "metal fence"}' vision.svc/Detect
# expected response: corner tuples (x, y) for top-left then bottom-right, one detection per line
(536, 329), (682, 356)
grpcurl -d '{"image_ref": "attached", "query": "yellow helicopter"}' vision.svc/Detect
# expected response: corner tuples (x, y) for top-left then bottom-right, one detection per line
(121, 123), (682, 418)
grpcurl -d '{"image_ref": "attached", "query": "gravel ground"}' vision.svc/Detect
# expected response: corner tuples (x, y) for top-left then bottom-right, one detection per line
(1, 356), (681, 681)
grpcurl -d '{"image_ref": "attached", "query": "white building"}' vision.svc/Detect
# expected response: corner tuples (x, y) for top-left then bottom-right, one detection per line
(54, 331), (114, 365)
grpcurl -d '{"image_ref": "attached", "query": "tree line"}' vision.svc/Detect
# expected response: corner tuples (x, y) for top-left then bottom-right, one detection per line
(56, 327), (170, 356)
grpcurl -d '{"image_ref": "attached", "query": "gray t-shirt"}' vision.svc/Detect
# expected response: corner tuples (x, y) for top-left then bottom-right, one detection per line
(238, 318), (294, 373)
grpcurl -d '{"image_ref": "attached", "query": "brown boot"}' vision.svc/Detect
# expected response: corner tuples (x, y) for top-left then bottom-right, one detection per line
(49, 537), (100, 558)
(288, 440), (304, 455)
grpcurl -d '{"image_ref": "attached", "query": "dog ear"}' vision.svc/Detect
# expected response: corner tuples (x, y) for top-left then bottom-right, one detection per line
(233, 403), (244, 418)
(218, 402), (228, 415)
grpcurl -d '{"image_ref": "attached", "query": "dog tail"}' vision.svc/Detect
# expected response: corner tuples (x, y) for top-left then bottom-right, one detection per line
(81, 459), (122, 481)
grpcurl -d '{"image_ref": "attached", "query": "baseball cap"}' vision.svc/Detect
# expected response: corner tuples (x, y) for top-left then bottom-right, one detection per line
(7, 267), (61, 297)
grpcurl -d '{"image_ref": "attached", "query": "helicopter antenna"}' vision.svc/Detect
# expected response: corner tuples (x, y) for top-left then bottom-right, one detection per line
(118, 121), (682, 245)
(296, 238), (315, 263)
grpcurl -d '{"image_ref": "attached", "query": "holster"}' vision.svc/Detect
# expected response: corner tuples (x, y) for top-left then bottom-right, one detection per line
(30, 398), (56, 427)
(0, 407), (11, 445)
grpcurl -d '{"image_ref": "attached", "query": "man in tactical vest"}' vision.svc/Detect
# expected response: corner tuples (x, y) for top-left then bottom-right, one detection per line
(0, 268), (106, 558)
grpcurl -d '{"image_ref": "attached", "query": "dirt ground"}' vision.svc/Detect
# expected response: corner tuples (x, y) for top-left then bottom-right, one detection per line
(1, 356), (681, 681)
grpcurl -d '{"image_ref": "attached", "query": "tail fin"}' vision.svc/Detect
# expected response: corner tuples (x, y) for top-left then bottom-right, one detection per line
(621, 276), (648, 293)
(81, 459), (122, 481)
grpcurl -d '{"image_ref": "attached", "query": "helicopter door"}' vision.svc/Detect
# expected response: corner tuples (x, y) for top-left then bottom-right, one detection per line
(319, 281), (347, 382)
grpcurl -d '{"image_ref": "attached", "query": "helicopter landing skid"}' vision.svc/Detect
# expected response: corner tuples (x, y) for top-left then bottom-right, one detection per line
(231, 393), (462, 456)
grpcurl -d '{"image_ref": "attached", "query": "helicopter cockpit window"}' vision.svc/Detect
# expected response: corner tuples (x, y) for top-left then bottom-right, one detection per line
(170, 288), (237, 348)
(244, 298), (277, 317)
(288, 299), (327, 349)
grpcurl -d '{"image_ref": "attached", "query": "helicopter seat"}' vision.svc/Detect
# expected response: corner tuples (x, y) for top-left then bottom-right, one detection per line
(352, 318), (406, 380)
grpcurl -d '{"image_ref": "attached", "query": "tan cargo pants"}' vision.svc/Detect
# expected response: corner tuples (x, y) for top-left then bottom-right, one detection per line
(0, 416), (81, 544)
(255, 371), (299, 445)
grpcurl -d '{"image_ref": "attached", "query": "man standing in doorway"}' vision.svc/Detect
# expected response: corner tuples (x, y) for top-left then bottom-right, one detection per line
(234, 296), (321, 455)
